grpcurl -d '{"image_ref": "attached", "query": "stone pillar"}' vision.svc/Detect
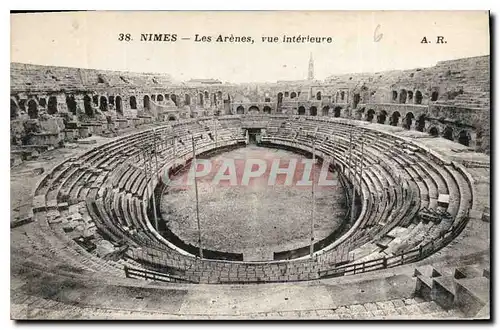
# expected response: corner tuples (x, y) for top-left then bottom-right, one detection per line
(74, 94), (85, 116)
(56, 93), (69, 113)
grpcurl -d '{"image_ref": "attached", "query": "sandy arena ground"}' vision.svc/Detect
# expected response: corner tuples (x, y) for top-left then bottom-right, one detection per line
(160, 145), (347, 261)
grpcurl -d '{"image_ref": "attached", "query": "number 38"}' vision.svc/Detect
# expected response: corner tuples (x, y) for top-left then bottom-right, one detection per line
(118, 34), (131, 41)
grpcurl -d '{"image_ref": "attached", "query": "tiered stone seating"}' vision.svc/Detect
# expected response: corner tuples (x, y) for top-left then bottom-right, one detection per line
(28, 115), (474, 284)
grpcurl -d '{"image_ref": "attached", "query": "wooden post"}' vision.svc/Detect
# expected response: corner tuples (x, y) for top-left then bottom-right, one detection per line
(192, 135), (203, 259)
(310, 137), (316, 258)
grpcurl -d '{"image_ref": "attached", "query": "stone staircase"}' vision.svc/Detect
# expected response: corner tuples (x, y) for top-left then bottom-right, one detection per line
(414, 261), (490, 319)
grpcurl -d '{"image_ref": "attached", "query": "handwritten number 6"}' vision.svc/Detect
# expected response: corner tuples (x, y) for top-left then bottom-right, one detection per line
(374, 24), (383, 42)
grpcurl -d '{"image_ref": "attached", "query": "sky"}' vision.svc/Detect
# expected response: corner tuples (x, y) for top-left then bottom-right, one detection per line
(10, 11), (490, 83)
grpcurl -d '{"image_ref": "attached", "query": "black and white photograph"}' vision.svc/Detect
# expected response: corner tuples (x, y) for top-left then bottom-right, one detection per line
(9, 10), (491, 320)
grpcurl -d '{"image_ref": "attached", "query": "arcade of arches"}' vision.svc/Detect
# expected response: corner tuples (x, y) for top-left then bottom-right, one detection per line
(10, 86), (481, 150)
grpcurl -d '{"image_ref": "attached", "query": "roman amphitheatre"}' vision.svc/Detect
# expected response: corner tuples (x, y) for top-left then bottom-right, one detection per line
(10, 55), (490, 319)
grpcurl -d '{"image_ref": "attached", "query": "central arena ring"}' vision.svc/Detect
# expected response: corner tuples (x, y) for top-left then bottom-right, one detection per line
(159, 145), (349, 262)
(33, 115), (473, 284)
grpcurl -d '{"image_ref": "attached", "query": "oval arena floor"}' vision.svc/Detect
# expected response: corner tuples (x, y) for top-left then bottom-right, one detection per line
(161, 145), (346, 261)
(10, 115), (490, 319)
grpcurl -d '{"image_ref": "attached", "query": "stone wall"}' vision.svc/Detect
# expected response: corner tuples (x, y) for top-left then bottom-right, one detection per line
(10, 55), (490, 160)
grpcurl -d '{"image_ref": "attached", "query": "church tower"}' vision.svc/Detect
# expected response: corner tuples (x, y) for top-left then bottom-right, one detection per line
(307, 53), (314, 80)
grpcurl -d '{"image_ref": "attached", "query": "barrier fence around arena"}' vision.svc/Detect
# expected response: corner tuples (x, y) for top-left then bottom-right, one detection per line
(124, 265), (196, 283)
(122, 214), (468, 284)
(319, 215), (469, 279)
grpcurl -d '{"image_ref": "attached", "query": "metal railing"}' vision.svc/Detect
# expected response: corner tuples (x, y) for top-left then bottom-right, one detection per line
(124, 266), (195, 283)
(319, 216), (469, 279)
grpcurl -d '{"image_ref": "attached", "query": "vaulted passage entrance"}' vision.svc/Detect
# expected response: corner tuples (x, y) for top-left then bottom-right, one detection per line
(443, 126), (453, 141)
(47, 96), (58, 115)
(416, 115), (426, 132)
(404, 112), (414, 129)
(99, 96), (108, 112)
(248, 106), (260, 113)
(84, 95), (93, 116)
(334, 106), (342, 118)
(390, 111), (400, 126)
(458, 130), (471, 146)
(366, 109), (375, 122)
(377, 110), (387, 124)
(66, 96), (77, 114)
(116, 96), (123, 116)
(27, 100), (38, 119)
(143, 95), (150, 110)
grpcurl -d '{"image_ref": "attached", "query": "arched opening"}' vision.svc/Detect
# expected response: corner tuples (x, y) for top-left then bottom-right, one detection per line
(263, 106), (271, 114)
(84, 95), (93, 116)
(316, 91), (321, 100)
(399, 89), (407, 104)
(443, 126), (453, 140)
(277, 92), (283, 105)
(310, 106), (317, 116)
(416, 114), (426, 131)
(334, 106), (342, 118)
(408, 91), (414, 102)
(204, 91), (209, 101)
(248, 106), (260, 113)
(10, 99), (18, 119)
(392, 91), (398, 101)
(143, 95), (150, 110)
(377, 110), (387, 124)
(217, 91), (223, 101)
(47, 96), (58, 115)
(115, 96), (123, 116)
(27, 99), (38, 119)
(429, 127), (439, 137)
(99, 96), (108, 112)
(322, 106), (329, 116)
(19, 99), (26, 113)
(366, 109), (375, 122)
(290, 92), (297, 99)
(39, 98), (47, 108)
(340, 91), (345, 101)
(66, 96), (77, 114)
(92, 95), (99, 106)
(236, 105), (245, 114)
(108, 96), (115, 107)
(458, 130), (471, 146)
(151, 95), (156, 102)
(390, 111), (401, 126)
(185, 94), (191, 106)
(199, 93), (204, 106)
(168, 115), (176, 121)
(157, 94), (164, 102)
(171, 94), (177, 106)
(298, 106), (306, 115)
(213, 93), (217, 105)
(415, 91), (423, 104)
(129, 96), (137, 109)
(404, 112), (414, 129)
(353, 93), (361, 108)
(431, 91), (439, 102)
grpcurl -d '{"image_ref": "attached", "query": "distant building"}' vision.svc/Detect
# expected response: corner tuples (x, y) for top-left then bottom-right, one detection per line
(308, 53), (314, 81)
(187, 78), (222, 85)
